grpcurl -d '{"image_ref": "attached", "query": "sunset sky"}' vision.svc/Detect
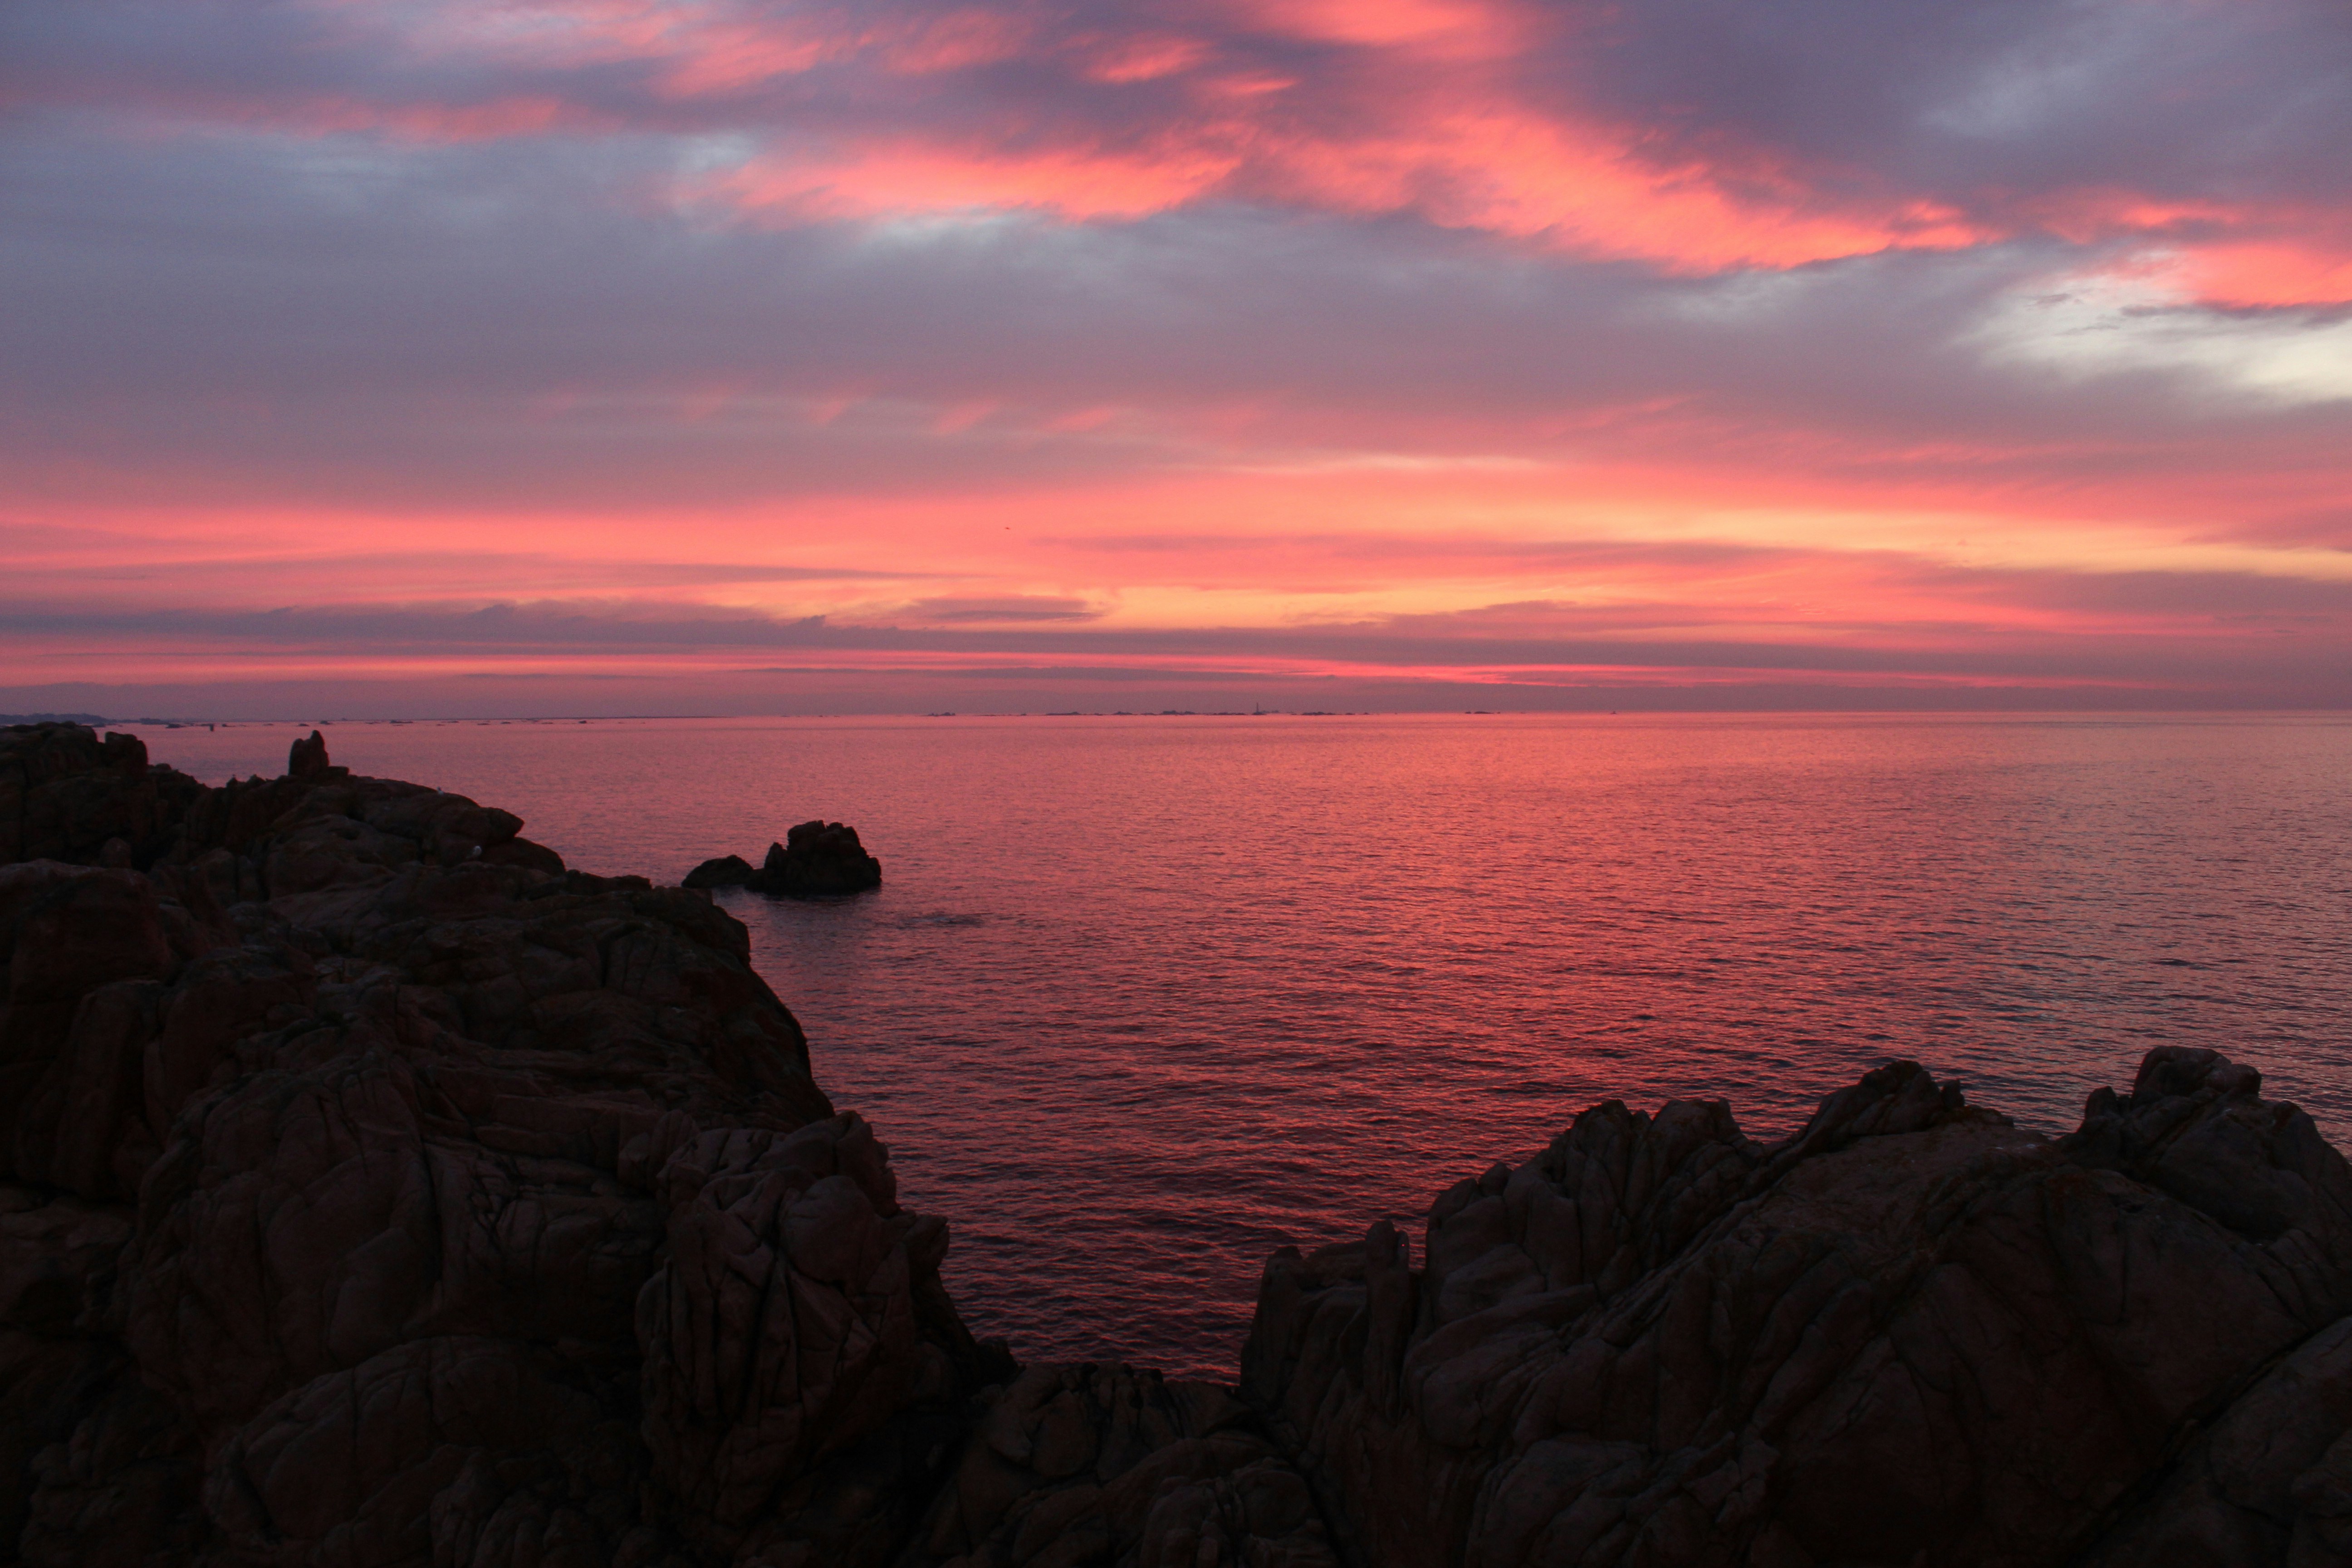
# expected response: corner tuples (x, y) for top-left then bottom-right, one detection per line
(4, 0), (2349, 715)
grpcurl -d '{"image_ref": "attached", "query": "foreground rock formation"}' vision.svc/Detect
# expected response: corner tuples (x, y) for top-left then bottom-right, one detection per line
(4, 720), (2351, 1566)
(687, 824), (883, 898)
(1244, 1055), (2352, 1567)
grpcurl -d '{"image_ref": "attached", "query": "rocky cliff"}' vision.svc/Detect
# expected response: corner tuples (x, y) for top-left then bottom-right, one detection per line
(3, 722), (2348, 1567)
(1242, 1058), (2352, 1568)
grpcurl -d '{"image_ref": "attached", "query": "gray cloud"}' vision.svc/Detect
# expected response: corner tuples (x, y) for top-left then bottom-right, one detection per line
(11, 0), (2346, 210)
(1546, 0), (2352, 208)
(897, 596), (1106, 623)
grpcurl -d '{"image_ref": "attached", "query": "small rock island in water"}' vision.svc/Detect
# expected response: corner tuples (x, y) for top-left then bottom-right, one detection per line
(687, 821), (883, 897)
(3, 720), (2350, 1566)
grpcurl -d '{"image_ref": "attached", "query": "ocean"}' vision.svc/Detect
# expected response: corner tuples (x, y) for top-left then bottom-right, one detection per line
(129, 712), (2352, 1379)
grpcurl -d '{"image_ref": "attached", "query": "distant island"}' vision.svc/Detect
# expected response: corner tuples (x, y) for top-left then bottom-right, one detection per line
(2, 718), (2346, 1567)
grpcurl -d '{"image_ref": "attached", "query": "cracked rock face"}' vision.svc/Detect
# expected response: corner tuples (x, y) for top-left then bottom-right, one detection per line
(6, 720), (2351, 1568)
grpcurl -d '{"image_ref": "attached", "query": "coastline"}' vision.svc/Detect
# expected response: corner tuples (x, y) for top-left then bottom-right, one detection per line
(4, 720), (2350, 1566)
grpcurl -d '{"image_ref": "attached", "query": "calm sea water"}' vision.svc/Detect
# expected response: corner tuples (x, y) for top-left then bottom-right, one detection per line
(129, 714), (2352, 1378)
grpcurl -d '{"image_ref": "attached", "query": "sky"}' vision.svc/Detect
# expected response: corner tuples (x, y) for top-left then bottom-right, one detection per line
(3, 0), (2349, 716)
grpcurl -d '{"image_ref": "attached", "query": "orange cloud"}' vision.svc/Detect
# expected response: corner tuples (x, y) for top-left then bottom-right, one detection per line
(1238, 109), (1990, 269)
(2010, 191), (2352, 308)
(45, 0), (1989, 272)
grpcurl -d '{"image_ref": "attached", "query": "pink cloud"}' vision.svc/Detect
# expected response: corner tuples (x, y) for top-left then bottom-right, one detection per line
(713, 136), (1243, 223)
(28, 0), (2339, 290)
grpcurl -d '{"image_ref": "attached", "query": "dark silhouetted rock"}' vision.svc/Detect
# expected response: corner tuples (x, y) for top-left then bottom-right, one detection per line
(895, 1363), (1340, 1568)
(285, 728), (331, 779)
(0, 726), (1007, 1568)
(683, 854), (755, 889)
(1240, 1053), (2352, 1568)
(0, 724), (203, 868)
(745, 821), (882, 897)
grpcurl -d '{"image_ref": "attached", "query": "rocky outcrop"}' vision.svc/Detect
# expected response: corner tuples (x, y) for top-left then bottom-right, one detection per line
(285, 728), (330, 779)
(748, 822), (881, 897)
(0, 724), (204, 867)
(690, 825), (882, 897)
(0, 727), (985, 1567)
(683, 855), (755, 890)
(1243, 1053), (2352, 1568)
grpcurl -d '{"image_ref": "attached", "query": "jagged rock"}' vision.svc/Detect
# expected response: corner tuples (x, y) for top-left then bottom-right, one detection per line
(0, 724), (203, 868)
(745, 822), (882, 897)
(0, 727), (985, 1568)
(898, 1363), (1340, 1568)
(199, 1336), (642, 1567)
(286, 729), (333, 780)
(636, 1113), (941, 1549)
(684, 825), (881, 897)
(683, 855), (755, 890)
(1241, 1053), (2352, 1568)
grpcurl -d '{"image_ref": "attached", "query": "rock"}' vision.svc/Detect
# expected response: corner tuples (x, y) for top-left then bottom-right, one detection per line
(635, 1115), (935, 1548)
(683, 854), (755, 890)
(1241, 1054), (2352, 1568)
(286, 728), (331, 779)
(896, 1363), (1341, 1568)
(0, 723), (203, 867)
(687, 824), (881, 897)
(744, 821), (883, 897)
(0, 730), (978, 1568)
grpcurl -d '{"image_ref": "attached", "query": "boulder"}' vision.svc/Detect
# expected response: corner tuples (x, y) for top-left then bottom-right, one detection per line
(745, 821), (883, 897)
(683, 854), (755, 890)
